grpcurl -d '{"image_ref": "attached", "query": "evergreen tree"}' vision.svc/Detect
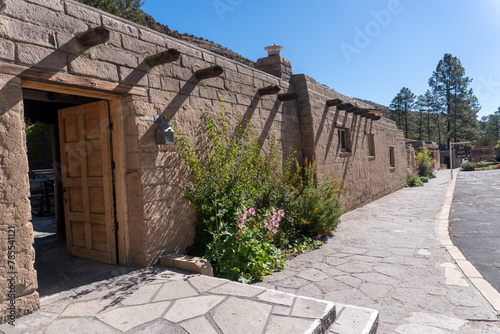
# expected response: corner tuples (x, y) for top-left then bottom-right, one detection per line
(76, 0), (146, 24)
(390, 87), (415, 139)
(428, 54), (480, 147)
(487, 108), (500, 141)
(477, 108), (500, 146)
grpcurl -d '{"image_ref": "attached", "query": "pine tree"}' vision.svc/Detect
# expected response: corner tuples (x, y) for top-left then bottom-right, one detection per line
(390, 87), (416, 139)
(428, 54), (480, 147)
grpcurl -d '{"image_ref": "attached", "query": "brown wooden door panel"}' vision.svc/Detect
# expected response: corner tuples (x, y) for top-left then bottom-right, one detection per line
(58, 100), (116, 264)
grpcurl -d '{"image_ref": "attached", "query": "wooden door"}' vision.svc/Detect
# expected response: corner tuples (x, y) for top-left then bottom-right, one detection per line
(58, 100), (116, 264)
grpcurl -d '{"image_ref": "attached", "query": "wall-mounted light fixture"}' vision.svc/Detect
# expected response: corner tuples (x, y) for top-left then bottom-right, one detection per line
(154, 116), (175, 145)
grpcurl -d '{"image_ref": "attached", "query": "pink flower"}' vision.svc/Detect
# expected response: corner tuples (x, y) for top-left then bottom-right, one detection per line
(278, 209), (285, 216)
(268, 231), (272, 236)
(239, 230), (243, 235)
(235, 236), (239, 240)
(249, 208), (255, 215)
(264, 237), (268, 241)
(272, 229), (277, 234)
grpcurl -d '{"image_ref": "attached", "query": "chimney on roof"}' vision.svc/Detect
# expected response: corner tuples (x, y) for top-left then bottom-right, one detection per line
(265, 44), (283, 56)
(256, 44), (293, 80)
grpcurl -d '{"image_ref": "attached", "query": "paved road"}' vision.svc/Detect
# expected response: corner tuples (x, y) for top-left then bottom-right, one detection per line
(258, 170), (500, 333)
(450, 169), (500, 293)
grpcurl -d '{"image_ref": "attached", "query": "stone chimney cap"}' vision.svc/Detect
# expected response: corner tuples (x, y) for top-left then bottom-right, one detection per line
(265, 44), (283, 56)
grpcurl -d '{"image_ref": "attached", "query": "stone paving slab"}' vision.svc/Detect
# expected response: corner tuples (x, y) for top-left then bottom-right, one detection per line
(257, 170), (500, 333)
(0, 266), (342, 334)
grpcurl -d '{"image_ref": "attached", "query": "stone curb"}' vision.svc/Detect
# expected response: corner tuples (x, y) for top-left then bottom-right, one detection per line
(328, 304), (379, 334)
(159, 253), (214, 276)
(439, 169), (500, 314)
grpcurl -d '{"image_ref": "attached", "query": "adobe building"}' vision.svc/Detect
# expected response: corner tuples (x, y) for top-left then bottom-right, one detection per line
(470, 146), (499, 163)
(0, 0), (406, 322)
(405, 140), (441, 171)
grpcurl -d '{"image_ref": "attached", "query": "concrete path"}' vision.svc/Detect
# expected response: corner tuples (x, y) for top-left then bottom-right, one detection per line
(257, 170), (500, 333)
(450, 170), (500, 293)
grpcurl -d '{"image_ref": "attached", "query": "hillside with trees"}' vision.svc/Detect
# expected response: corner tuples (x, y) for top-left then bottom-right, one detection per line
(75, 0), (256, 67)
(386, 54), (499, 149)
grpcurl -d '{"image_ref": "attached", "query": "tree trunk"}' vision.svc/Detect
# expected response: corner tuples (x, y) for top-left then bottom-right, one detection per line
(427, 110), (431, 141)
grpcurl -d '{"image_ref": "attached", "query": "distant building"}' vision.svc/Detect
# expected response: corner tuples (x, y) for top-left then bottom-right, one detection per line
(470, 146), (499, 163)
(406, 140), (441, 171)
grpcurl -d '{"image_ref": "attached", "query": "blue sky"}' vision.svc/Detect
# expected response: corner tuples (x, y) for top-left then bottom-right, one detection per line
(142, 0), (500, 119)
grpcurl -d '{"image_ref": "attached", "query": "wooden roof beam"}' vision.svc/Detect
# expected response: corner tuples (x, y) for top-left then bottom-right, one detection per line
(367, 114), (381, 120)
(146, 49), (180, 68)
(76, 26), (110, 49)
(326, 98), (343, 107)
(195, 66), (224, 80)
(258, 85), (281, 96)
(338, 103), (356, 111)
(354, 109), (370, 116)
(278, 92), (299, 101)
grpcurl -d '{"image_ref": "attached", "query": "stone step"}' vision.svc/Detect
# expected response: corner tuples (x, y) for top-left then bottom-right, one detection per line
(327, 304), (379, 334)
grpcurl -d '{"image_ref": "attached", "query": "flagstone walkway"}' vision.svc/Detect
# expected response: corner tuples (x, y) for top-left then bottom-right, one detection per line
(257, 170), (500, 333)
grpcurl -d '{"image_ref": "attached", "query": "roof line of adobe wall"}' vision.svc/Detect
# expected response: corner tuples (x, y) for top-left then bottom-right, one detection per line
(64, 0), (290, 85)
(65, 0), (390, 114)
(290, 73), (399, 129)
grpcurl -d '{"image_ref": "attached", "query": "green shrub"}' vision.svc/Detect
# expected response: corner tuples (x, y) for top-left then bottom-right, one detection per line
(416, 148), (436, 178)
(206, 207), (285, 283)
(176, 103), (294, 258)
(407, 172), (424, 187)
(176, 103), (345, 282)
(293, 160), (344, 237)
(476, 161), (492, 168)
(461, 162), (476, 171)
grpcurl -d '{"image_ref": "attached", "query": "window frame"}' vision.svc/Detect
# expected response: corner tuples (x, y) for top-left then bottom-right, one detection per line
(367, 134), (375, 158)
(338, 128), (351, 153)
(389, 146), (395, 168)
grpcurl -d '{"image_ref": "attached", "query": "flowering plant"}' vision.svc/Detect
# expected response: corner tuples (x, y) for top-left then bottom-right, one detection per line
(206, 206), (285, 283)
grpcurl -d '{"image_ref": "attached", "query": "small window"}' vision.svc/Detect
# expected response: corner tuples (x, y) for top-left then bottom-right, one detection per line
(389, 147), (395, 168)
(368, 134), (375, 157)
(338, 129), (350, 153)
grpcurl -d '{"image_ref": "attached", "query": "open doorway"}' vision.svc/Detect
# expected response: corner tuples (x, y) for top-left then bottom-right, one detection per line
(22, 87), (128, 296)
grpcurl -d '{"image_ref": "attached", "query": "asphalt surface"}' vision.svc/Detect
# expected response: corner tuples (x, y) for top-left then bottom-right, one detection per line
(450, 169), (500, 293)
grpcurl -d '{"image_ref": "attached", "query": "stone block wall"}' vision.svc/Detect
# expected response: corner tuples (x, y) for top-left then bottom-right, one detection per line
(0, 0), (407, 322)
(291, 74), (406, 210)
(0, 74), (39, 323)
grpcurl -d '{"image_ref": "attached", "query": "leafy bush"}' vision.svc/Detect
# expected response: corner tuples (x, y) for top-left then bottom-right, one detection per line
(461, 162), (476, 171)
(494, 155), (500, 162)
(176, 103), (294, 257)
(476, 161), (492, 168)
(416, 148), (436, 178)
(293, 160), (344, 237)
(206, 207), (285, 283)
(177, 103), (345, 282)
(407, 172), (424, 187)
